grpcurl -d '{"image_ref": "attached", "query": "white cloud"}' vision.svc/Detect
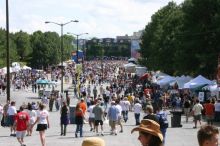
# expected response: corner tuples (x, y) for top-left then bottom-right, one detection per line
(0, 0), (184, 38)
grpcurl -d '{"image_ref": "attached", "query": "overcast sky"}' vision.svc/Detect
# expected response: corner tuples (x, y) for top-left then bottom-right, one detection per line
(0, 0), (184, 38)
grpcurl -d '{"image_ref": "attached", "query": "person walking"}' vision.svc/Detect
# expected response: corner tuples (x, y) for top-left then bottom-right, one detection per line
(32, 103), (50, 146)
(143, 105), (159, 123)
(88, 100), (95, 132)
(75, 103), (84, 138)
(203, 99), (215, 125)
(108, 101), (119, 135)
(131, 119), (163, 146)
(197, 125), (219, 146)
(156, 106), (168, 144)
(14, 106), (30, 146)
(183, 98), (191, 122)
(115, 99), (123, 133)
(27, 103), (37, 136)
(133, 99), (142, 125)
(93, 100), (104, 136)
(120, 97), (130, 123)
(192, 99), (203, 128)
(7, 101), (17, 136)
(60, 102), (69, 136)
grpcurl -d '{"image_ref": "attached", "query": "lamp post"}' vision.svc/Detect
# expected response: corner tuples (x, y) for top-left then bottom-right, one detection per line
(6, 0), (10, 102)
(67, 32), (88, 64)
(45, 20), (78, 93)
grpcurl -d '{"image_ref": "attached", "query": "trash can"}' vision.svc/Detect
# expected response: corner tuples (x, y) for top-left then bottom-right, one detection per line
(170, 111), (182, 127)
(69, 105), (76, 124)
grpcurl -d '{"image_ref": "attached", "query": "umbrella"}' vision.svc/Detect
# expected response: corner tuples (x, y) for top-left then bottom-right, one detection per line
(36, 79), (49, 84)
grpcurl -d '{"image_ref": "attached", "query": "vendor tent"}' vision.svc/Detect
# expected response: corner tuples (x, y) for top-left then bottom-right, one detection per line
(0, 67), (13, 75)
(171, 75), (192, 89)
(157, 75), (176, 86)
(36, 79), (49, 84)
(183, 75), (214, 89)
(123, 63), (136, 73)
(22, 65), (32, 70)
(136, 66), (147, 77)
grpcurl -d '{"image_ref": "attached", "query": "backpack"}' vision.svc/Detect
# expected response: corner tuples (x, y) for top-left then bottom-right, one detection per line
(157, 113), (169, 129)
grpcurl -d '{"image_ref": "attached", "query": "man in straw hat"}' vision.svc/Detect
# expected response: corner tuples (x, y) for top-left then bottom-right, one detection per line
(81, 137), (105, 146)
(131, 119), (163, 146)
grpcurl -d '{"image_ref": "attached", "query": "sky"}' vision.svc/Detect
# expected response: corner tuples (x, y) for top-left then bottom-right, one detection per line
(0, 0), (184, 38)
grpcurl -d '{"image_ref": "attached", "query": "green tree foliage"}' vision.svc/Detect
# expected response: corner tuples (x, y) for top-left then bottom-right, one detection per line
(140, 0), (220, 78)
(0, 28), (19, 67)
(14, 30), (31, 61)
(140, 2), (183, 75)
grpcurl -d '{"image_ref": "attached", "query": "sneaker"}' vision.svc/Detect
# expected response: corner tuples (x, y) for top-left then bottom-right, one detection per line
(119, 130), (123, 133)
(75, 133), (78, 138)
(193, 126), (197, 129)
(101, 133), (104, 136)
(90, 128), (93, 131)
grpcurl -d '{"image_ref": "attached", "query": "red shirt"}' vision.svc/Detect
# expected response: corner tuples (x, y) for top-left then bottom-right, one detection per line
(15, 111), (29, 131)
(204, 103), (215, 116)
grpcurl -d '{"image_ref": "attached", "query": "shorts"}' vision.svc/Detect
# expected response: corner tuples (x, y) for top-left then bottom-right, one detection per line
(117, 116), (122, 125)
(36, 124), (48, 131)
(16, 131), (26, 138)
(7, 115), (15, 126)
(89, 117), (95, 123)
(194, 114), (202, 121)
(95, 120), (103, 126)
(109, 120), (116, 127)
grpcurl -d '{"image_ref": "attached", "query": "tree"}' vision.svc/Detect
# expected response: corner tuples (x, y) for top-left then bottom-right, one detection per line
(14, 30), (31, 61)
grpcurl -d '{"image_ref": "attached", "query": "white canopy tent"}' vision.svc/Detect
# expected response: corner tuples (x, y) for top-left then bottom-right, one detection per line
(157, 75), (176, 86)
(135, 66), (147, 76)
(22, 65), (32, 70)
(183, 75), (214, 89)
(0, 67), (13, 75)
(123, 63), (137, 73)
(171, 75), (193, 89)
(12, 66), (21, 72)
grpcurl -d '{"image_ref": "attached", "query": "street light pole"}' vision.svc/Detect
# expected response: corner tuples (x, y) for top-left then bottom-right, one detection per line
(45, 20), (78, 94)
(60, 25), (64, 93)
(6, 0), (10, 102)
(76, 35), (79, 64)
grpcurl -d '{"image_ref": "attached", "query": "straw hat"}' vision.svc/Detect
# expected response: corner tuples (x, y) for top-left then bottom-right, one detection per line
(82, 137), (105, 146)
(131, 119), (163, 142)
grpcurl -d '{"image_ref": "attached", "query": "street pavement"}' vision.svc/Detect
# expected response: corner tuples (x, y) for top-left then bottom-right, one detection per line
(0, 80), (214, 146)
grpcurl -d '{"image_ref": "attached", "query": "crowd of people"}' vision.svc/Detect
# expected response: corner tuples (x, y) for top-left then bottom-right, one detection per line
(0, 59), (220, 146)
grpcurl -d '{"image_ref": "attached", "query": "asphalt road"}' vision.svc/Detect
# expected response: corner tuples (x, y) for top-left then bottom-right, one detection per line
(0, 79), (212, 146)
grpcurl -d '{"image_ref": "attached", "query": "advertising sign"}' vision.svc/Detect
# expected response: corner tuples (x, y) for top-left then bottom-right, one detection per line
(131, 40), (141, 59)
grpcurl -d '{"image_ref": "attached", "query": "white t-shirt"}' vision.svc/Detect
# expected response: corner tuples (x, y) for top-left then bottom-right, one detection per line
(28, 110), (37, 124)
(37, 109), (49, 124)
(120, 100), (130, 111)
(133, 103), (142, 114)
(7, 106), (17, 115)
(192, 103), (203, 115)
(88, 105), (95, 118)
